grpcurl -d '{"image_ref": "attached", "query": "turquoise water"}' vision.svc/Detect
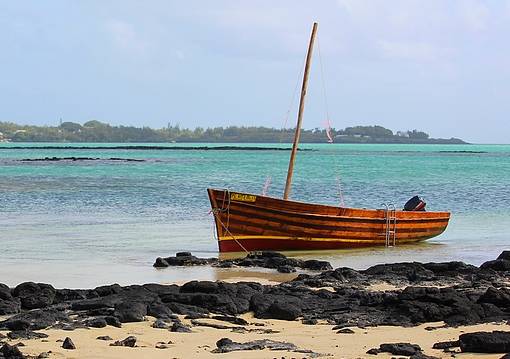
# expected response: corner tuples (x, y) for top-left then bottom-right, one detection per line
(1, 143), (509, 287)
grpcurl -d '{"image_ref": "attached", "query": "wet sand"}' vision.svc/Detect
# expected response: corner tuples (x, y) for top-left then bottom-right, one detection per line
(11, 315), (510, 358)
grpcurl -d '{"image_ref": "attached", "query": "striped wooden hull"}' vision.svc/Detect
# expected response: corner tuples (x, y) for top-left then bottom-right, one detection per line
(208, 188), (450, 253)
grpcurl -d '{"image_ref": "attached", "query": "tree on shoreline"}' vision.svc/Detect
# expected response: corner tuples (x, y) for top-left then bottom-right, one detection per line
(0, 121), (466, 144)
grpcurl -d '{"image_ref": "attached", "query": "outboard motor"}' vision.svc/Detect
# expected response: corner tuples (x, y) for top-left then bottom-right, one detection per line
(404, 196), (426, 211)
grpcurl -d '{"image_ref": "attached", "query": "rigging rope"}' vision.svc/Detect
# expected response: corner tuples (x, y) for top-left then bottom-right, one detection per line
(279, 50), (308, 144)
(317, 33), (333, 142)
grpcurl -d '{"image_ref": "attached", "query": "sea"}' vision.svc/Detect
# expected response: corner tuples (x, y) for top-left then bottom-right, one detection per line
(1, 143), (509, 288)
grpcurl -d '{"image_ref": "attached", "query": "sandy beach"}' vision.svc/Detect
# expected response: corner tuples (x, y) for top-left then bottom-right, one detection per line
(6, 315), (510, 358)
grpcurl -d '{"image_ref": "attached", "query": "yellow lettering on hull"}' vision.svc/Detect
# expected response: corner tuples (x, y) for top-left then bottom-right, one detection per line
(230, 193), (256, 202)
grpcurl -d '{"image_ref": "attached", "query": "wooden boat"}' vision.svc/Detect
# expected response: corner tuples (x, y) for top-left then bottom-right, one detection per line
(208, 23), (450, 253)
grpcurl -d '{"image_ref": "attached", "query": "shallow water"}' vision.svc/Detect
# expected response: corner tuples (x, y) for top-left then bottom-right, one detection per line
(0, 143), (509, 287)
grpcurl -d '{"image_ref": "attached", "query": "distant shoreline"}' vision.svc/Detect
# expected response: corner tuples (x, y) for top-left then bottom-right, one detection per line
(0, 121), (467, 144)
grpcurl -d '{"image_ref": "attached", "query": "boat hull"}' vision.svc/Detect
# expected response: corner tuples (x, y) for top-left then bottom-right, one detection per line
(207, 189), (450, 253)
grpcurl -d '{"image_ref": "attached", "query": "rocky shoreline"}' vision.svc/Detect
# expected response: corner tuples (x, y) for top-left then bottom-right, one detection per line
(3, 251), (510, 357)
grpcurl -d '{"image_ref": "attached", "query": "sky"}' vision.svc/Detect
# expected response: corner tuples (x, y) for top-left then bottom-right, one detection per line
(1, 1), (509, 143)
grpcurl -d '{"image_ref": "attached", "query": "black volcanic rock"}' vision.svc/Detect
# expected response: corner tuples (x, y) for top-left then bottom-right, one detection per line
(147, 301), (175, 319)
(480, 259), (510, 271)
(110, 336), (137, 347)
(153, 251), (332, 273)
(170, 321), (192, 333)
(3, 309), (68, 330)
(0, 283), (20, 315)
(460, 331), (510, 353)
(213, 337), (300, 353)
(378, 342), (422, 356)
(153, 258), (169, 268)
(7, 331), (48, 340)
(1, 250), (510, 343)
(114, 301), (147, 323)
(478, 287), (510, 308)
(266, 301), (302, 321)
(432, 340), (460, 349)
(12, 282), (55, 310)
(0, 343), (25, 359)
(302, 259), (333, 271)
(364, 262), (435, 282)
(62, 337), (76, 350)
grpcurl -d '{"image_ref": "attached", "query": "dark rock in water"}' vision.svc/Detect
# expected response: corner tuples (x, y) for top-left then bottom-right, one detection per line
(153, 257), (169, 268)
(378, 343), (422, 356)
(155, 253), (217, 267)
(170, 321), (192, 333)
(0, 343), (25, 359)
(96, 335), (113, 341)
(62, 337), (76, 350)
(459, 331), (510, 353)
(498, 251), (510, 261)
(277, 265), (296, 273)
(432, 340), (460, 349)
(153, 251), (333, 274)
(176, 252), (192, 257)
(114, 301), (147, 323)
(7, 331), (48, 340)
(302, 259), (333, 271)
(110, 336), (137, 347)
(12, 282), (56, 310)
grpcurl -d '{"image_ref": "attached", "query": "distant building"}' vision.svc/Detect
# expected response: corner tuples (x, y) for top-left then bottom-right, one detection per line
(396, 131), (410, 137)
(0, 131), (10, 142)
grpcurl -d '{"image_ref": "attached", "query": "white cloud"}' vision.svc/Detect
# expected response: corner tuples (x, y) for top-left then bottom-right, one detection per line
(377, 40), (454, 62)
(106, 19), (147, 54)
(459, 0), (490, 31)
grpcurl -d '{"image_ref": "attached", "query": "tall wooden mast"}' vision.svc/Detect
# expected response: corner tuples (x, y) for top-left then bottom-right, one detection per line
(283, 22), (318, 200)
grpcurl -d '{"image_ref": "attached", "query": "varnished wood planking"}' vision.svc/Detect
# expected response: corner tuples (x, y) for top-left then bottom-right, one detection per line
(208, 189), (450, 252)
